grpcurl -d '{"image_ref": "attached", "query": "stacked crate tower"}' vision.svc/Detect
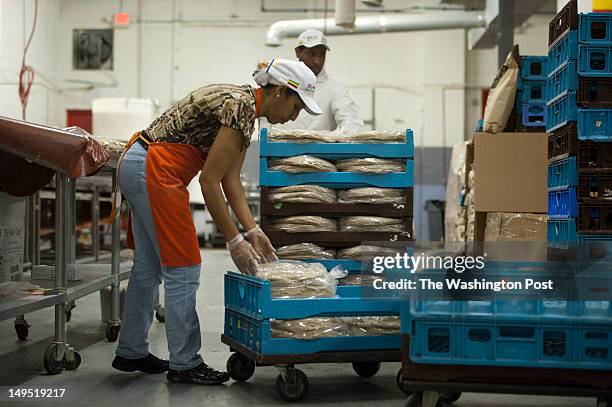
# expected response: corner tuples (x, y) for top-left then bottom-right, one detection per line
(547, 0), (612, 255)
(517, 55), (549, 130)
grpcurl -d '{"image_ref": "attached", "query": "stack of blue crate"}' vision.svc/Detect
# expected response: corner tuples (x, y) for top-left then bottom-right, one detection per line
(517, 56), (549, 129)
(546, 12), (612, 253)
(223, 128), (415, 355)
(400, 262), (612, 370)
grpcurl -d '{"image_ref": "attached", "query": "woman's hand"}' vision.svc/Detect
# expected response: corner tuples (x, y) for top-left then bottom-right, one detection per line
(226, 234), (260, 276)
(245, 225), (278, 263)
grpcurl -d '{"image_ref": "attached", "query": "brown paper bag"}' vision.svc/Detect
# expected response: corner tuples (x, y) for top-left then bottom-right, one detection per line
(483, 46), (520, 134)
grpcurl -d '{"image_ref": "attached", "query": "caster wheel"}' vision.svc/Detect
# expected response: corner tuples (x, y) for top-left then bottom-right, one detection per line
(439, 392), (461, 403)
(106, 325), (120, 342)
(15, 323), (29, 341)
(276, 369), (309, 402)
(44, 345), (64, 375)
(155, 311), (165, 323)
(397, 368), (411, 395)
(352, 361), (381, 378)
(63, 352), (81, 371)
(227, 353), (255, 382)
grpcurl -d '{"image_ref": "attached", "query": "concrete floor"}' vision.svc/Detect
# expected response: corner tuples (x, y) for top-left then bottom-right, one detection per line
(0, 249), (599, 406)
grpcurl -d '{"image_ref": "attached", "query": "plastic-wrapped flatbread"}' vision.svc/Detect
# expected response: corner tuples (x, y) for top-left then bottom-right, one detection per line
(338, 188), (406, 204)
(269, 155), (337, 173)
(271, 317), (351, 339)
(256, 261), (336, 298)
(348, 316), (401, 335)
(268, 216), (338, 233)
(276, 243), (336, 260)
(268, 185), (337, 204)
(336, 131), (406, 144)
(339, 216), (407, 232)
(337, 245), (402, 261)
(337, 273), (382, 286)
(336, 158), (405, 174)
(268, 129), (339, 144)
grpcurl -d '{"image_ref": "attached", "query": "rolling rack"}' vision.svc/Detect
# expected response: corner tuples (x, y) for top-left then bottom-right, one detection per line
(0, 117), (132, 374)
(221, 128), (414, 401)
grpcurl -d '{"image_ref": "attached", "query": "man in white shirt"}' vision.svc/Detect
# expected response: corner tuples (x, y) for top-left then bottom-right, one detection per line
(275, 29), (364, 132)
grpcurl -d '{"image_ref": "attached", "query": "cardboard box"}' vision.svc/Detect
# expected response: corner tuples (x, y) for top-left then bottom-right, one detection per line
(473, 132), (548, 213)
(32, 264), (82, 281)
(0, 193), (26, 283)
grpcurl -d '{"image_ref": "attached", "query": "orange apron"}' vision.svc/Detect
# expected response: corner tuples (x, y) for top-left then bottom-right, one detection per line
(145, 142), (206, 267)
(113, 132), (206, 268)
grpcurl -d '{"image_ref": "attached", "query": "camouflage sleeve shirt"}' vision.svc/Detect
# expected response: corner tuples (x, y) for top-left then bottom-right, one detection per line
(145, 84), (257, 152)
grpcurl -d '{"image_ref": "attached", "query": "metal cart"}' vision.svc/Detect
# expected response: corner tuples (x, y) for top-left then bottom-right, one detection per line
(0, 118), (132, 373)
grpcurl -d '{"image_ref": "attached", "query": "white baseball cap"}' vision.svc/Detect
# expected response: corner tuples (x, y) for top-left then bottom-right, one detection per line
(296, 29), (331, 51)
(253, 58), (323, 115)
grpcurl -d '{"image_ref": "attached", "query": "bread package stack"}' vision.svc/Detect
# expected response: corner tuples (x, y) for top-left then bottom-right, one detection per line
(255, 261), (338, 298)
(268, 216), (337, 233)
(271, 317), (351, 339)
(338, 187), (406, 204)
(339, 216), (407, 233)
(276, 243), (336, 260)
(267, 185), (337, 203)
(269, 155), (337, 173)
(336, 158), (405, 174)
(444, 141), (470, 242)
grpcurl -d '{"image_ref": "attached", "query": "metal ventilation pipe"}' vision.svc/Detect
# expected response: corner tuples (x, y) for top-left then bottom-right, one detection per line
(265, 13), (486, 46)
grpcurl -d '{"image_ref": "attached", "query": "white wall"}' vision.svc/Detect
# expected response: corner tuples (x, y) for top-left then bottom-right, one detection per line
(51, 0), (466, 150)
(0, 0), (62, 125)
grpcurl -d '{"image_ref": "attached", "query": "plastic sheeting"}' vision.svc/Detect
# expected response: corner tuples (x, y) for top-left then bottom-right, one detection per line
(445, 141), (470, 242)
(268, 216), (338, 233)
(267, 185), (337, 204)
(0, 117), (110, 179)
(338, 216), (407, 232)
(336, 158), (405, 173)
(485, 213), (547, 241)
(256, 261), (338, 298)
(269, 155), (337, 173)
(276, 243), (337, 260)
(338, 187), (406, 204)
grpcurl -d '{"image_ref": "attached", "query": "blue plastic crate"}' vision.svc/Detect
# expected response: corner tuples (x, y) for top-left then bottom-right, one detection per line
(518, 80), (547, 104)
(547, 157), (578, 190)
(578, 13), (612, 44)
(577, 108), (612, 141)
(546, 91), (578, 132)
(578, 44), (612, 76)
(521, 56), (549, 81)
(521, 102), (547, 126)
(546, 60), (578, 102)
(547, 218), (579, 242)
(259, 128), (414, 159)
(224, 309), (401, 355)
(408, 319), (612, 369)
(259, 158), (414, 188)
(548, 31), (579, 74)
(548, 187), (579, 218)
(224, 272), (400, 320)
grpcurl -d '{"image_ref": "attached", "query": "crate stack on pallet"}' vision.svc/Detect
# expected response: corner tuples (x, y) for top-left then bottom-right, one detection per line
(546, 0), (612, 256)
(516, 55), (549, 130)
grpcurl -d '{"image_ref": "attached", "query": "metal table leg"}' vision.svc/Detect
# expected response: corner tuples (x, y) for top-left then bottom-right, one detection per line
(106, 169), (121, 342)
(44, 174), (81, 375)
(92, 186), (100, 262)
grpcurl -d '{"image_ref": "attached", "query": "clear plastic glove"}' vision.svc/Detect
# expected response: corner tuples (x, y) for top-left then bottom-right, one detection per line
(245, 225), (278, 263)
(226, 234), (260, 276)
